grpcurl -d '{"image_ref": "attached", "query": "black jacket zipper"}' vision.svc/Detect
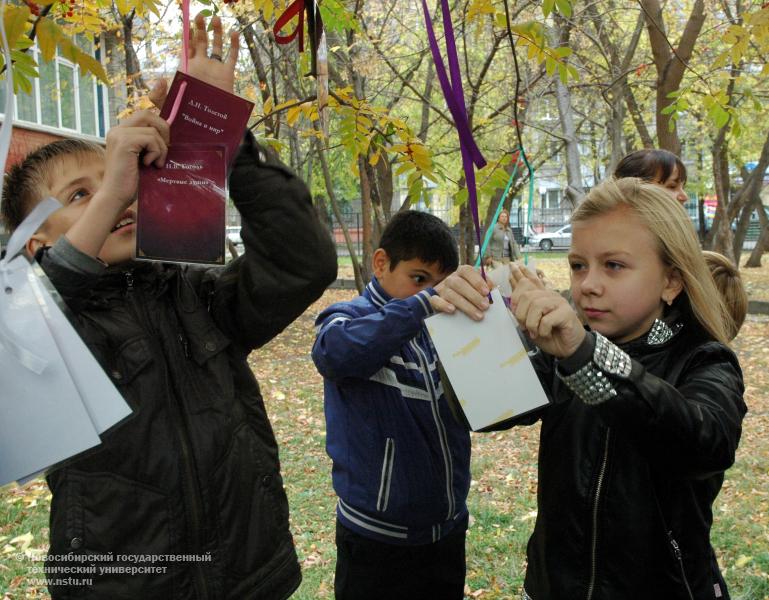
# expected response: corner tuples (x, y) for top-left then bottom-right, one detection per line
(667, 531), (695, 600)
(586, 429), (611, 600)
(125, 271), (210, 599)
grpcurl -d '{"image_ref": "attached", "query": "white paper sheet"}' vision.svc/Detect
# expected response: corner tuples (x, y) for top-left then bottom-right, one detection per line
(0, 257), (102, 486)
(426, 288), (549, 430)
(27, 269), (132, 435)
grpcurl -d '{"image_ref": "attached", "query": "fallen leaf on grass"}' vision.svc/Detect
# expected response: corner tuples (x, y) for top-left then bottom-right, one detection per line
(734, 555), (752, 568)
(9, 532), (33, 550)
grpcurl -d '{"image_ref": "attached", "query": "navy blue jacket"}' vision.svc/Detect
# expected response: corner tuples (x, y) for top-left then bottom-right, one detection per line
(312, 278), (471, 545)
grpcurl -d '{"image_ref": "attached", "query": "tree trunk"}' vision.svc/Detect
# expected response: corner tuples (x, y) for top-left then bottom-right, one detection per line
(554, 75), (585, 206)
(374, 157), (394, 221)
(553, 15), (584, 206)
(316, 139), (364, 292)
(732, 199), (755, 265)
(122, 11), (147, 103)
(625, 87), (654, 149)
(640, 0), (705, 155)
(103, 30), (127, 125)
(483, 153), (523, 229)
(358, 156), (374, 283)
(238, 19), (275, 136)
(458, 200), (475, 266)
(710, 134), (734, 261)
(745, 212), (769, 269)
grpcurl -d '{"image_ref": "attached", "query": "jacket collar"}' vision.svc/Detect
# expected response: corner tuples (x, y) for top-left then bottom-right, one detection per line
(363, 277), (391, 308)
(617, 308), (685, 354)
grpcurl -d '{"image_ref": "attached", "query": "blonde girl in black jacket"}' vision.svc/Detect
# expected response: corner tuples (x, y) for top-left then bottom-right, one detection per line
(432, 178), (745, 599)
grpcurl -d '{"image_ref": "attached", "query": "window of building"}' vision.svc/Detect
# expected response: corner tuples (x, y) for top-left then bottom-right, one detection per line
(540, 189), (562, 209)
(0, 38), (109, 139)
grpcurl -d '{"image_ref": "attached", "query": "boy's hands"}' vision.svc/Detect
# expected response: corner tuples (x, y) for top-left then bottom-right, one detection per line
(149, 13), (240, 110)
(62, 111), (169, 261)
(431, 265), (491, 321)
(101, 111), (170, 211)
(509, 264), (585, 358)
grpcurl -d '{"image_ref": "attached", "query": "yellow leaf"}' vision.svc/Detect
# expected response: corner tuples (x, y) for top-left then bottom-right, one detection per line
(734, 555), (752, 568)
(263, 96), (273, 115)
(57, 36), (78, 63)
(4, 6), (30, 46)
(35, 18), (60, 62)
(77, 52), (108, 84)
(9, 532), (33, 551)
(286, 105), (302, 126)
(115, 0), (129, 16)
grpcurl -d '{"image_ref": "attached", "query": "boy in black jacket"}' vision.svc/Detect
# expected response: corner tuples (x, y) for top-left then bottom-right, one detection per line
(1, 16), (336, 599)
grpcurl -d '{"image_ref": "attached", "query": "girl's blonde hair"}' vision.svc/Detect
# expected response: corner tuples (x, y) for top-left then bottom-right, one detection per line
(702, 251), (747, 340)
(572, 178), (732, 346)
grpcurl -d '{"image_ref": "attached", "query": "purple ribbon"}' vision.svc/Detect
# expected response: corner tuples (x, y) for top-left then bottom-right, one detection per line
(421, 0), (488, 280)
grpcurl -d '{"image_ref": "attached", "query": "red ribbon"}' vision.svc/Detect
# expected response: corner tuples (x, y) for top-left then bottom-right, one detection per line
(273, 0), (305, 52)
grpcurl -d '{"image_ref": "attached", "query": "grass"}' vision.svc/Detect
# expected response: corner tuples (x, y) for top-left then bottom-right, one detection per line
(2, 276), (768, 599)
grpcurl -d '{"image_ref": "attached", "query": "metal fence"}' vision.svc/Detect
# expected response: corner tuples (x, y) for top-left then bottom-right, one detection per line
(327, 204), (764, 258)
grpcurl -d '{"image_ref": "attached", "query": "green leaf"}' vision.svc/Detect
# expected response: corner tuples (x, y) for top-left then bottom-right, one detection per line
(9, 50), (37, 94)
(454, 187), (469, 207)
(557, 62), (567, 84)
(713, 106), (730, 129)
(319, 0), (360, 34)
(555, 0), (572, 17)
(542, 0), (555, 18)
(545, 56), (556, 76)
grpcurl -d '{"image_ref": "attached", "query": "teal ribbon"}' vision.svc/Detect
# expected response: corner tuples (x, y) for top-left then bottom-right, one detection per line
(475, 149), (520, 267)
(475, 147), (536, 267)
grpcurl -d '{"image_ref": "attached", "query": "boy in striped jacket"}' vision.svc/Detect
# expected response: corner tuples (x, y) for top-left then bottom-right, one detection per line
(312, 210), (472, 600)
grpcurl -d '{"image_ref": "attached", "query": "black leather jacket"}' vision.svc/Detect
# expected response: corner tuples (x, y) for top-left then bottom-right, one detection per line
(40, 134), (337, 599)
(517, 314), (745, 600)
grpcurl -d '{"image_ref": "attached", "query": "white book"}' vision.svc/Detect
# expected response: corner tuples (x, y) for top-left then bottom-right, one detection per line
(426, 288), (549, 430)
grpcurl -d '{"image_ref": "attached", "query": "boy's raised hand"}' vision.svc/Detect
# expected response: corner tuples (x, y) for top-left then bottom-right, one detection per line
(509, 264), (585, 358)
(101, 111), (170, 210)
(62, 111), (169, 260)
(431, 265), (491, 321)
(149, 13), (239, 110)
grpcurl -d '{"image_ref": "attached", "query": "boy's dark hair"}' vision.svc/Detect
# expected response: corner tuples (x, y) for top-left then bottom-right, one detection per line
(1, 139), (104, 232)
(378, 210), (458, 273)
(613, 149), (687, 186)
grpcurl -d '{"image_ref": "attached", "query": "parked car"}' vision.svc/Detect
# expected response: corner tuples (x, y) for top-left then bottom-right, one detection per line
(529, 224), (572, 251)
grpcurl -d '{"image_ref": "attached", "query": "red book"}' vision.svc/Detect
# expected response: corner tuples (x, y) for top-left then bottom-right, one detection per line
(159, 71), (255, 166)
(137, 145), (227, 265)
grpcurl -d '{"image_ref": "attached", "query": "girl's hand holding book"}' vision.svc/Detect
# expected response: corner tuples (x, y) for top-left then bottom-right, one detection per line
(509, 263), (585, 359)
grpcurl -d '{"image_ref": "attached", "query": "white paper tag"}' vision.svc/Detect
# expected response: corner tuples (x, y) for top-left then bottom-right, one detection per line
(0, 257), (102, 485)
(426, 288), (550, 430)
